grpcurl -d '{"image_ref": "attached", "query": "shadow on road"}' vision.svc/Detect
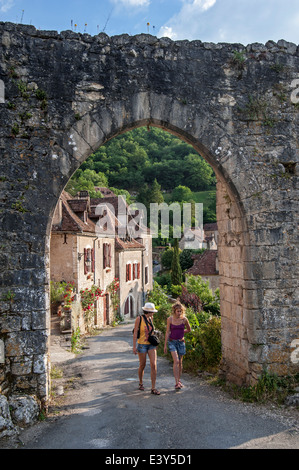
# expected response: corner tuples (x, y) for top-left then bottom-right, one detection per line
(1, 321), (298, 450)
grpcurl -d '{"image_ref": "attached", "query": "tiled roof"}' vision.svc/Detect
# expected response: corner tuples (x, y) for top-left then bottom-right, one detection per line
(52, 189), (149, 241)
(95, 195), (126, 217)
(89, 199), (120, 227)
(186, 250), (218, 276)
(52, 191), (96, 234)
(203, 223), (218, 232)
(94, 187), (116, 197)
(115, 237), (145, 251)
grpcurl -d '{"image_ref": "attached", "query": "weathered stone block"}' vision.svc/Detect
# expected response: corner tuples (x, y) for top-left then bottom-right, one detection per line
(8, 395), (39, 427)
(0, 394), (16, 438)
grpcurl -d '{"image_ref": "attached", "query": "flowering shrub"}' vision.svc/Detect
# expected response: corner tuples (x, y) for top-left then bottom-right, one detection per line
(80, 285), (103, 314)
(50, 281), (75, 310)
(107, 278), (120, 317)
(63, 282), (75, 310)
(179, 285), (202, 313)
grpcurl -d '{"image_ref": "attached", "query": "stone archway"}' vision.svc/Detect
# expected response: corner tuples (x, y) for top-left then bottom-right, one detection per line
(0, 23), (298, 408)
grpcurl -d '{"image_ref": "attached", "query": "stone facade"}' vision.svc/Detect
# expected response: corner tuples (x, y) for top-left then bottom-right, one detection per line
(50, 190), (152, 329)
(0, 22), (298, 413)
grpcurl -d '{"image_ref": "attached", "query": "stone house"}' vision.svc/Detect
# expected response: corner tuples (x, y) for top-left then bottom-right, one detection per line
(203, 223), (218, 248)
(179, 223), (218, 250)
(50, 190), (116, 331)
(50, 189), (152, 331)
(179, 228), (204, 250)
(89, 192), (153, 318)
(185, 250), (219, 293)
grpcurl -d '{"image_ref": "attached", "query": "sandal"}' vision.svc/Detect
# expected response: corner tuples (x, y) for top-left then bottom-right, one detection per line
(178, 381), (184, 388)
(138, 383), (145, 391)
(151, 388), (160, 395)
(175, 383), (181, 390)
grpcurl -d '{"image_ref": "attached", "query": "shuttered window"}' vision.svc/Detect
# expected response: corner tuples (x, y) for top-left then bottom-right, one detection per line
(103, 243), (112, 268)
(126, 263), (132, 282)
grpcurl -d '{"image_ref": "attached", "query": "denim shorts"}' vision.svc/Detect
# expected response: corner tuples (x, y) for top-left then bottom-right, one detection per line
(168, 339), (186, 357)
(137, 343), (156, 353)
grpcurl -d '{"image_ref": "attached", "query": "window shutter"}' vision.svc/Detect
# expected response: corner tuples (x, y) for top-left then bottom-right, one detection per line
(126, 264), (129, 282)
(108, 244), (112, 267)
(145, 266), (148, 285)
(91, 248), (95, 273)
(137, 263), (140, 279)
(133, 263), (136, 280)
(103, 243), (107, 269)
(84, 248), (88, 275)
(128, 263), (132, 281)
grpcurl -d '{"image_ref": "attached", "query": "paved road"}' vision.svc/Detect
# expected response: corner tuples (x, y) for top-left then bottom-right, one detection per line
(4, 321), (299, 450)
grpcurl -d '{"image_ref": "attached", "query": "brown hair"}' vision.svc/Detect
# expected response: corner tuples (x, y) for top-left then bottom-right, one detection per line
(171, 301), (185, 317)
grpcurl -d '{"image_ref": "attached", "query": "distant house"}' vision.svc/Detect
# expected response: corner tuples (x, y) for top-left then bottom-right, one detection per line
(50, 189), (153, 332)
(185, 250), (219, 292)
(203, 223), (218, 248)
(179, 228), (204, 250)
(179, 223), (218, 251)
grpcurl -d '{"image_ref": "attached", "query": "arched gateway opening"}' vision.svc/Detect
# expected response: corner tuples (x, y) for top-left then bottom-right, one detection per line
(48, 117), (250, 387)
(0, 24), (298, 415)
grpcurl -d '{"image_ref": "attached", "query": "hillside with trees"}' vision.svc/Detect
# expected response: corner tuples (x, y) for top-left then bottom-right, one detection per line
(75, 126), (216, 192)
(65, 127), (217, 239)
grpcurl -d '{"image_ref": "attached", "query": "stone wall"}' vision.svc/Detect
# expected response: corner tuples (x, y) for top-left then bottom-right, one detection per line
(0, 22), (298, 411)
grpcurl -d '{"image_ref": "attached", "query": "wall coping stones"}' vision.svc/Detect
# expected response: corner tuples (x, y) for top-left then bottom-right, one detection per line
(0, 21), (298, 55)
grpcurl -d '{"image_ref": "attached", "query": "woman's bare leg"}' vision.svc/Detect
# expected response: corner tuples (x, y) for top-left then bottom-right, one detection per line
(138, 352), (146, 385)
(171, 351), (180, 386)
(148, 348), (157, 390)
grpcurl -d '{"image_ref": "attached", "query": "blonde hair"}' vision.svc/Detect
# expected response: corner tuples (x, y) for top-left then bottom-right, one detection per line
(171, 301), (185, 318)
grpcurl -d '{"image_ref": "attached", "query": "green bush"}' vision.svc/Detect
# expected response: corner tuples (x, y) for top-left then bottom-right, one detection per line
(197, 316), (222, 368)
(147, 281), (171, 335)
(154, 272), (172, 292)
(184, 311), (221, 372)
(185, 275), (220, 315)
(147, 281), (222, 372)
(50, 281), (67, 305)
(231, 370), (299, 404)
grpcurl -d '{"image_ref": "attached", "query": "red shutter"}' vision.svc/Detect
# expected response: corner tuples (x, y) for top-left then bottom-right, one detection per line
(126, 264), (129, 282)
(91, 248), (95, 273)
(137, 262), (140, 279)
(84, 248), (88, 275)
(133, 263), (136, 280)
(128, 264), (132, 281)
(103, 243), (106, 269)
(108, 244), (112, 267)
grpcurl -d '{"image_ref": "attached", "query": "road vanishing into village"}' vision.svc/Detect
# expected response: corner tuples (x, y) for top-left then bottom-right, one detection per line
(2, 321), (299, 451)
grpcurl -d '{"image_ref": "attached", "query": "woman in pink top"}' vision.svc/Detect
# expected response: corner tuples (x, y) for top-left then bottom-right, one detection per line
(164, 301), (191, 390)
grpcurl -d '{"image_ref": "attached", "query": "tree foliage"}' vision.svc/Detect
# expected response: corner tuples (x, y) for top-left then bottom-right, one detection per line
(171, 238), (182, 288)
(79, 127), (216, 193)
(66, 127), (217, 227)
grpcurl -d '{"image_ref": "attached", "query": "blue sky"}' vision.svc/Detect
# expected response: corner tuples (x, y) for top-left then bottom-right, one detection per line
(0, 0), (298, 46)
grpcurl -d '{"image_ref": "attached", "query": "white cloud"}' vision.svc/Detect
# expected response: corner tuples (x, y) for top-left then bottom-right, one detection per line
(158, 0), (299, 45)
(193, 0), (217, 11)
(158, 0), (216, 40)
(159, 26), (177, 40)
(0, 0), (14, 13)
(111, 0), (150, 8)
